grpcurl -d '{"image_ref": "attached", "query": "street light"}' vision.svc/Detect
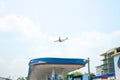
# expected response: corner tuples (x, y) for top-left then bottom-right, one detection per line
(84, 58), (90, 80)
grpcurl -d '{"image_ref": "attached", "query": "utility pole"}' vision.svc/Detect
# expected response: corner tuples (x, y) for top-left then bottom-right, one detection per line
(88, 58), (90, 80)
(84, 58), (90, 80)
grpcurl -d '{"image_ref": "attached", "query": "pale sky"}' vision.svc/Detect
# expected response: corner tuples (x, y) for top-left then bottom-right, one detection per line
(0, 0), (120, 80)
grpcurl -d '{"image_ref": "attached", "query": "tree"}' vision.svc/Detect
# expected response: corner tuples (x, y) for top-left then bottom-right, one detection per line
(90, 73), (95, 80)
(72, 71), (83, 77)
(67, 71), (95, 80)
(17, 77), (26, 80)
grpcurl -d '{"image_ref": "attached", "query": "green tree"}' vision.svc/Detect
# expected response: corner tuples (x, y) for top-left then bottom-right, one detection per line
(90, 73), (95, 80)
(68, 71), (95, 80)
(17, 77), (26, 80)
(72, 71), (83, 77)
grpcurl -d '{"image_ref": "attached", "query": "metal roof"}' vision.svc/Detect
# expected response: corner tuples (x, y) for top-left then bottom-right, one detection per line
(28, 57), (87, 80)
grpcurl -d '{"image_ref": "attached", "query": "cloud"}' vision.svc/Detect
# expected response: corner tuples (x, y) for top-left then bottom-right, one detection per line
(0, 17), (13, 32)
(10, 57), (29, 79)
(0, 1), (7, 9)
(0, 57), (10, 78)
(0, 14), (45, 40)
(0, 56), (29, 80)
(0, 58), (6, 65)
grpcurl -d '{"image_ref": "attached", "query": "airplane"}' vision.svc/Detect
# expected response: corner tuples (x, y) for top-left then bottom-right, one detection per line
(54, 36), (68, 42)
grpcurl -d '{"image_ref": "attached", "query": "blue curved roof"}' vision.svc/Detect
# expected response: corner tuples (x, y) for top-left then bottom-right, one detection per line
(29, 57), (87, 65)
(28, 57), (87, 79)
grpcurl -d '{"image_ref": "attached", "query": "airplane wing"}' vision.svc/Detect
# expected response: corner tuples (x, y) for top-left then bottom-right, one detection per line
(61, 37), (68, 41)
(54, 40), (60, 42)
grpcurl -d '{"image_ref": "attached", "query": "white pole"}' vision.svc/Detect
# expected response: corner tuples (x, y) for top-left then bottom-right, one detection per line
(51, 68), (55, 80)
(61, 68), (64, 80)
(88, 58), (90, 80)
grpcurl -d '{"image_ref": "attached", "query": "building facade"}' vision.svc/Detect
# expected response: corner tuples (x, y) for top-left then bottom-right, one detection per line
(113, 47), (120, 80)
(100, 48), (115, 74)
(94, 47), (120, 80)
(96, 65), (103, 76)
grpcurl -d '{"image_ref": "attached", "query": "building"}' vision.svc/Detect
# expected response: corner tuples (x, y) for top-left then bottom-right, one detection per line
(96, 65), (103, 76)
(112, 47), (120, 80)
(94, 47), (120, 80)
(100, 48), (115, 74)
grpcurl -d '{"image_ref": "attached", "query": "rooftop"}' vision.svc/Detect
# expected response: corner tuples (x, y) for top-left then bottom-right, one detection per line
(100, 46), (120, 56)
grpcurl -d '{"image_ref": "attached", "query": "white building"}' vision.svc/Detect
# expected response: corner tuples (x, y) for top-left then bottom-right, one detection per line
(93, 47), (120, 80)
(94, 46), (120, 80)
(96, 65), (104, 76)
(112, 47), (120, 80)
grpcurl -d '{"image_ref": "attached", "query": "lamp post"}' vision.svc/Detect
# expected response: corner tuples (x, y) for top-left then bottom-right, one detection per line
(84, 58), (90, 80)
(88, 58), (90, 80)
